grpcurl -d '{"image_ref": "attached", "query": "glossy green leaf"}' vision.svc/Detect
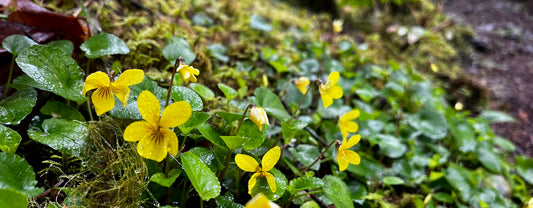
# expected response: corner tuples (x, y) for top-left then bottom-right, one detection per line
(189, 83), (215, 100)
(493, 136), (516, 152)
(347, 154), (384, 180)
(15, 45), (85, 102)
(208, 44), (229, 62)
(181, 152), (221, 200)
(216, 112), (242, 124)
(476, 147), (502, 173)
(178, 112), (210, 134)
(80, 33), (130, 58)
(150, 169), (181, 187)
(288, 144), (320, 171)
(282, 120), (307, 140)
(254, 87), (290, 121)
(445, 164), (473, 202)
(301, 201), (320, 208)
(323, 175), (354, 208)
(171, 86), (203, 111)
(238, 119), (266, 150)
(40, 100), (85, 121)
(47, 40), (74, 55)
(287, 176), (323, 194)
(0, 189), (28, 208)
(355, 84), (380, 102)
(197, 123), (227, 149)
(0, 87), (37, 125)
(0, 152), (43, 197)
(269, 61), (290, 73)
(478, 111), (516, 123)
(162, 37), (196, 65)
(2, 35), (37, 55)
(249, 14), (272, 32)
(220, 136), (248, 150)
(408, 107), (447, 140)
(250, 168), (287, 200)
(383, 176), (405, 185)
(109, 78), (167, 119)
(215, 192), (244, 208)
(28, 118), (87, 156)
(371, 134), (407, 158)
(299, 59), (319, 73)
(433, 192), (453, 203)
(516, 156), (533, 185)
(217, 83), (238, 101)
(449, 118), (477, 153)
(0, 125), (21, 154)
(189, 147), (219, 173)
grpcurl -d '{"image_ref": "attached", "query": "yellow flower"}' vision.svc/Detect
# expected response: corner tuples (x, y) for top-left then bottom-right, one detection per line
(336, 135), (361, 171)
(123, 91), (192, 162)
(83, 69), (144, 115)
(319, 71), (343, 108)
(250, 105), (269, 131)
(333, 19), (343, 33)
(245, 193), (280, 208)
(293, 77), (310, 94)
(235, 146), (280, 194)
(177, 64), (200, 84)
(338, 110), (360, 140)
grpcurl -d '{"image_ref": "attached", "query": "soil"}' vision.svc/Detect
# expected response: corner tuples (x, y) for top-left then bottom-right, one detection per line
(444, 0), (533, 156)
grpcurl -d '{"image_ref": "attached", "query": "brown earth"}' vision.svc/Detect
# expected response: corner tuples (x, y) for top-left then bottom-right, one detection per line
(444, 0), (533, 156)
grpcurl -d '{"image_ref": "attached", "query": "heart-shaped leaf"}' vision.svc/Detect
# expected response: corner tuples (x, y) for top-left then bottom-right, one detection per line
(254, 87), (290, 122)
(171, 86), (203, 111)
(0, 125), (21, 154)
(80, 33), (130, 59)
(408, 107), (447, 140)
(0, 189), (28, 208)
(323, 175), (354, 208)
(0, 87), (37, 125)
(40, 100), (85, 121)
(288, 144), (320, 171)
(151, 169), (181, 187)
(2, 35), (37, 55)
(181, 152), (221, 200)
(0, 152), (43, 198)
(28, 118), (87, 156)
(217, 83), (238, 101)
(162, 37), (196, 65)
(178, 112), (210, 135)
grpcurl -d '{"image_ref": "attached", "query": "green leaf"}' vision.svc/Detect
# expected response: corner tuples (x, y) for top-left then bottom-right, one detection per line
(238, 120), (266, 151)
(217, 83), (238, 101)
(254, 87), (290, 121)
(189, 147), (219, 173)
(433, 192), (453, 203)
(15, 45), (85, 102)
(197, 123), (227, 149)
(171, 86), (203, 111)
(216, 112), (242, 124)
(323, 175), (354, 208)
(493, 136), (516, 152)
(476, 147), (502, 173)
(40, 100), (85, 121)
(192, 13), (214, 26)
(208, 44), (229, 62)
(299, 58), (320, 73)
(215, 192), (244, 208)
(408, 107), (447, 140)
(301, 201), (320, 208)
(287, 176), (323, 194)
(109, 78), (167, 119)
(382, 176), (405, 185)
(445, 164), (473, 202)
(282, 120), (307, 140)
(47, 40), (74, 55)
(250, 168), (287, 200)
(189, 83), (215, 100)
(449, 118), (477, 153)
(220, 136), (248, 150)
(2, 35), (38, 55)
(478, 111), (516, 123)
(162, 37), (196, 65)
(0, 152), (43, 197)
(0, 125), (21, 154)
(370, 134), (407, 158)
(0, 189), (29, 208)
(28, 118), (87, 156)
(181, 152), (221, 200)
(516, 156), (533, 185)
(347, 154), (384, 180)
(269, 61), (290, 73)
(178, 112), (210, 134)
(249, 14), (272, 32)
(355, 84), (380, 102)
(150, 169), (181, 187)
(0, 87), (37, 125)
(288, 144), (320, 171)
(80, 33), (130, 58)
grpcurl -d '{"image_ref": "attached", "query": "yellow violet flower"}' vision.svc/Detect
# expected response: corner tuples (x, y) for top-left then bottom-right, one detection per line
(333, 19), (343, 33)
(123, 91), (192, 162)
(319, 71), (343, 108)
(338, 110), (360, 140)
(245, 193), (280, 208)
(177, 64), (200, 84)
(336, 135), (361, 171)
(83, 69), (144, 115)
(250, 105), (269, 131)
(293, 77), (310, 94)
(235, 146), (280, 194)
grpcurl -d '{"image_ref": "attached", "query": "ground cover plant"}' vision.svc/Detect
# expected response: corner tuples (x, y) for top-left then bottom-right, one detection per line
(0, 0), (532, 207)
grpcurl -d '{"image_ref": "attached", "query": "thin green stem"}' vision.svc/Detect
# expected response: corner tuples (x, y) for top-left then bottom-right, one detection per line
(180, 134), (188, 152)
(2, 55), (15, 99)
(286, 190), (324, 208)
(288, 80), (317, 124)
(295, 140), (340, 176)
(217, 149), (233, 180)
(166, 58), (183, 107)
(235, 104), (253, 135)
(163, 157), (171, 177)
(86, 100), (94, 121)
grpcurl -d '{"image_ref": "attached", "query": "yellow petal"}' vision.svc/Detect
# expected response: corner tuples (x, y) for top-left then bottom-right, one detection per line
(137, 133), (168, 162)
(83, 71), (109, 95)
(337, 151), (349, 171)
(248, 172), (261, 195)
(178, 65), (200, 84)
(161, 127), (179, 156)
(159, 101), (192, 128)
(329, 85), (343, 99)
(293, 77), (310, 94)
(92, 87), (115, 115)
(261, 146), (280, 172)
(137, 91), (161, 125)
(113, 69), (145, 87)
(342, 110), (360, 121)
(111, 85), (130, 107)
(124, 121), (153, 142)
(245, 193), (273, 208)
(344, 150), (361, 165)
(264, 172), (277, 193)
(320, 93), (333, 108)
(250, 106), (269, 131)
(235, 154), (260, 172)
(327, 71), (340, 84)
(346, 134), (361, 148)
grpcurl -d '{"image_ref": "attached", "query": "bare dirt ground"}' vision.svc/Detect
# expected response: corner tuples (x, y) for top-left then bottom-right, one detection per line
(444, 0), (533, 156)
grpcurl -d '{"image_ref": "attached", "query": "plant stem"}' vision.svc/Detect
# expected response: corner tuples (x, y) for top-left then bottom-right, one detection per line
(165, 58), (182, 107)
(217, 149), (233, 180)
(287, 80), (316, 124)
(287, 190), (324, 207)
(163, 157), (171, 177)
(235, 104), (253, 135)
(295, 140), (340, 176)
(2, 55), (15, 99)
(180, 134), (188, 152)
(86, 100), (94, 121)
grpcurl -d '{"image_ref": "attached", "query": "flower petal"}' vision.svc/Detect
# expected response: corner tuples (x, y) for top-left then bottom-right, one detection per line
(328, 71), (340, 84)
(346, 134), (361, 148)
(245, 193), (272, 208)
(137, 134), (167, 162)
(337, 151), (349, 171)
(329, 85), (343, 99)
(124, 121), (153, 142)
(342, 110), (360, 121)
(161, 127), (179, 156)
(160, 101), (192, 128)
(111, 85), (130, 107)
(92, 87), (115, 115)
(261, 146), (280, 172)
(248, 172), (260, 194)
(344, 150), (361, 165)
(113, 69), (144, 87)
(137, 91), (161, 125)
(293, 77), (310, 94)
(235, 154), (260, 172)
(265, 172), (277, 193)
(321, 93), (333, 108)
(250, 106), (269, 131)
(83, 71), (109, 95)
